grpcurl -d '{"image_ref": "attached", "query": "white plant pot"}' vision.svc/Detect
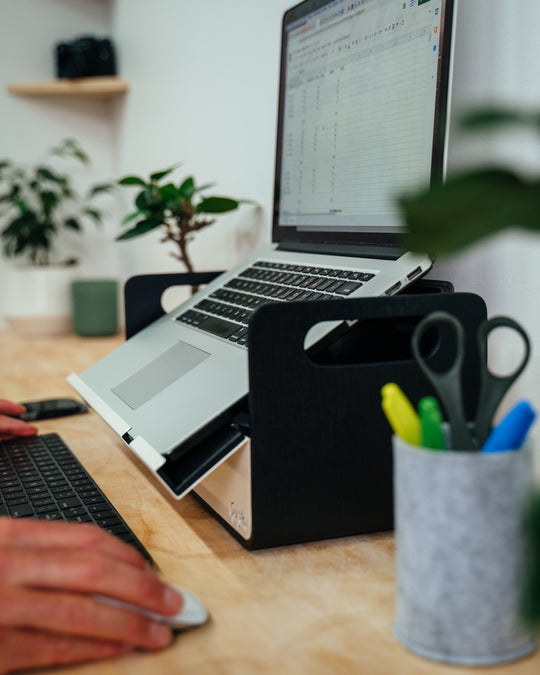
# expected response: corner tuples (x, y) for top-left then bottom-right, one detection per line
(3, 264), (77, 335)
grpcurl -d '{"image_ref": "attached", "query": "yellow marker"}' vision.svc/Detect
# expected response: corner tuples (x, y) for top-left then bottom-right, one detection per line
(381, 383), (420, 445)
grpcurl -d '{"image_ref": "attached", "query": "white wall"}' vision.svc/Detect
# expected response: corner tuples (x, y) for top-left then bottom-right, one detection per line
(1, 0), (540, 411)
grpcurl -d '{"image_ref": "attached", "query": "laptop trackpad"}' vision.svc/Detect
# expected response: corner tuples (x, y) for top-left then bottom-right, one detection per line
(112, 341), (210, 410)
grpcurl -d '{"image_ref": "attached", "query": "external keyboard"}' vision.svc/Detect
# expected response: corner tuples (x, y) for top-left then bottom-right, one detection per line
(176, 260), (374, 347)
(0, 433), (152, 562)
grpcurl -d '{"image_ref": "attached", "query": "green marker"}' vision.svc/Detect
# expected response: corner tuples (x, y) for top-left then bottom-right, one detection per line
(418, 396), (445, 450)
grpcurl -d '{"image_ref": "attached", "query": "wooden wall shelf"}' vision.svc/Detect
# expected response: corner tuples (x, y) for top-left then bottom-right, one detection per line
(5, 76), (129, 99)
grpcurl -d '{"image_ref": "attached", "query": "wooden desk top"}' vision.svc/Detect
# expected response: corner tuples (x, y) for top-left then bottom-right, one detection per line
(0, 329), (538, 675)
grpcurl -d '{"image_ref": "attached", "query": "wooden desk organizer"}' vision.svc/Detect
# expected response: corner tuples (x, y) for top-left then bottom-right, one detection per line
(124, 274), (486, 549)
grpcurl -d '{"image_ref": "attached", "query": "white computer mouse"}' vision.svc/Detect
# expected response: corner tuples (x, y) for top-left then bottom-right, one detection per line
(95, 584), (209, 629)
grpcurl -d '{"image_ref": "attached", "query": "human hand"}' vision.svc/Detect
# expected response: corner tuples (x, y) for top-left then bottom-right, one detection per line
(0, 400), (37, 440)
(0, 518), (184, 674)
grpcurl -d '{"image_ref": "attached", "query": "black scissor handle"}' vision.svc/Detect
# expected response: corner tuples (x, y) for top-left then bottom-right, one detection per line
(411, 311), (475, 450)
(475, 316), (531, 443)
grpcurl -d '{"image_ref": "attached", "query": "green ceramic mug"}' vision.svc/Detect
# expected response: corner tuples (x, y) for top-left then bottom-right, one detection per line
(71, 279), (118, 337)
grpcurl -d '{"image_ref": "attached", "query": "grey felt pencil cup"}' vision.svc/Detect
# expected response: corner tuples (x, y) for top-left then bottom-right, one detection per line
(392, 435), (537, 665)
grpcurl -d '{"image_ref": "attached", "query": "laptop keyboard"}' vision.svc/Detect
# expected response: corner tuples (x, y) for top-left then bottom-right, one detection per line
(0, 433), (152, 562)
(176, 260), (375, 347)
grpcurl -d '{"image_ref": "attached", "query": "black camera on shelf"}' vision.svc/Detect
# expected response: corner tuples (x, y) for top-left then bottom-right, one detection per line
(55, 36), (117, 79)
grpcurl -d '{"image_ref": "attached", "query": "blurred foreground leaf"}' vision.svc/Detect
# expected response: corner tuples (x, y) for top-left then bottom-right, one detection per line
(401, 169), (540, 256)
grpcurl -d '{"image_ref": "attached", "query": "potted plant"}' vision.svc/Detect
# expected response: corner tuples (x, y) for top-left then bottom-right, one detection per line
(116, 165), (249, 292)
(0, 138), (111, 334)
(399, 105), (540, 631)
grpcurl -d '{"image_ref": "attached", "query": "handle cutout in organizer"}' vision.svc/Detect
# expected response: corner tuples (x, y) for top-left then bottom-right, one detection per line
(161, 285), (192, 313)
(306, 315), (442, 366)
(412, 319), (459, 375)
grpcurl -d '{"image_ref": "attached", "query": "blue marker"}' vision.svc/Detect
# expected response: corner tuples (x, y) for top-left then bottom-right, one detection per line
(482, 400), (536, 453)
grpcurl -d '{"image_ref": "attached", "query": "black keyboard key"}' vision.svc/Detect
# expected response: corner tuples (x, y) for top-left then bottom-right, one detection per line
(0, 480), (21, 489)
(176, 310), (206, 327)
(95, 516), (121, 527)
(58, 497), (82, 509)
(77, 489), (100, 499)
(30, 496), (54, 506)
(198, 315), (241, 339)
(3, 486), (24, 495)
(108, 524), (131, 536)
(88, 502), (109, 512)
(36, 504), (60, 514)
(52, 491), (76, 500)
(89, 509), (115, 520)
(10, 504), (34, 517)
(85, 496), (110, 506)
(6, 496), (29, 506)
(325, 280), (346, 294)
(63, 507), (87, 517)
(284, 288), (305, 301)
(335, 281), (363, 295)
(312, 278), (333, 291)
(228, 327), (248, 343)
(65, 513), (93, 523)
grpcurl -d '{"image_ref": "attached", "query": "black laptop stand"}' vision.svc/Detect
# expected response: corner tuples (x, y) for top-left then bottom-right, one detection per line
(124, 274), (486, 549)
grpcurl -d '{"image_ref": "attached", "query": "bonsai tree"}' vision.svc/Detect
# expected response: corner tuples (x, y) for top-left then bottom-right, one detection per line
(116, 166), (246, 281)
(0, 138), (111, 266)
(399, 105), (540, 630)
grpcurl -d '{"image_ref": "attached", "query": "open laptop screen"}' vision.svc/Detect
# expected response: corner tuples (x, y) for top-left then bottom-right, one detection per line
(273, 0), (455, 247)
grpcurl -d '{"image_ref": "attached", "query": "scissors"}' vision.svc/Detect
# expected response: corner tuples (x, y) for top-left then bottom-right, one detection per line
(411, 311), (530, 450)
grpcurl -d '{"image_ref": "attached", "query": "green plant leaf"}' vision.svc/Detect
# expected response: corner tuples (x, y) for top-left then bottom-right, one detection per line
(36, 166), (62, 183)
(196, 197), (239, 214)
(52, 138), (90, 165)
(2, 211), (43, 258)
(150, 165), (179, 183)
(118, 176), (147, 187)
(192, 182), (215, 194)
(84, 208), (102, 223)
(460, 106), (540, 133)
(88, 182), (114, 197)
(178, 177), (195, 201)
(14, 197), (27, 213)
(135, 185), (154, 211)
(401, 168), (540, 256)
(39, 191), (58, 213)
(121, 210), (147, 225)
(158, 182), (179, 203)
(64, 218), (81, 231)
(117, 217), (162, 241)
(1, 211), (36, 236)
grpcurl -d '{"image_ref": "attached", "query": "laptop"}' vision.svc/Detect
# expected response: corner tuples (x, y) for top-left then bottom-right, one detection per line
(69, 0), (456, 495)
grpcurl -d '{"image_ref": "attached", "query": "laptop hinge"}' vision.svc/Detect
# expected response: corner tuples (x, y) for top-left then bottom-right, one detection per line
(276, 240), (402, 260)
